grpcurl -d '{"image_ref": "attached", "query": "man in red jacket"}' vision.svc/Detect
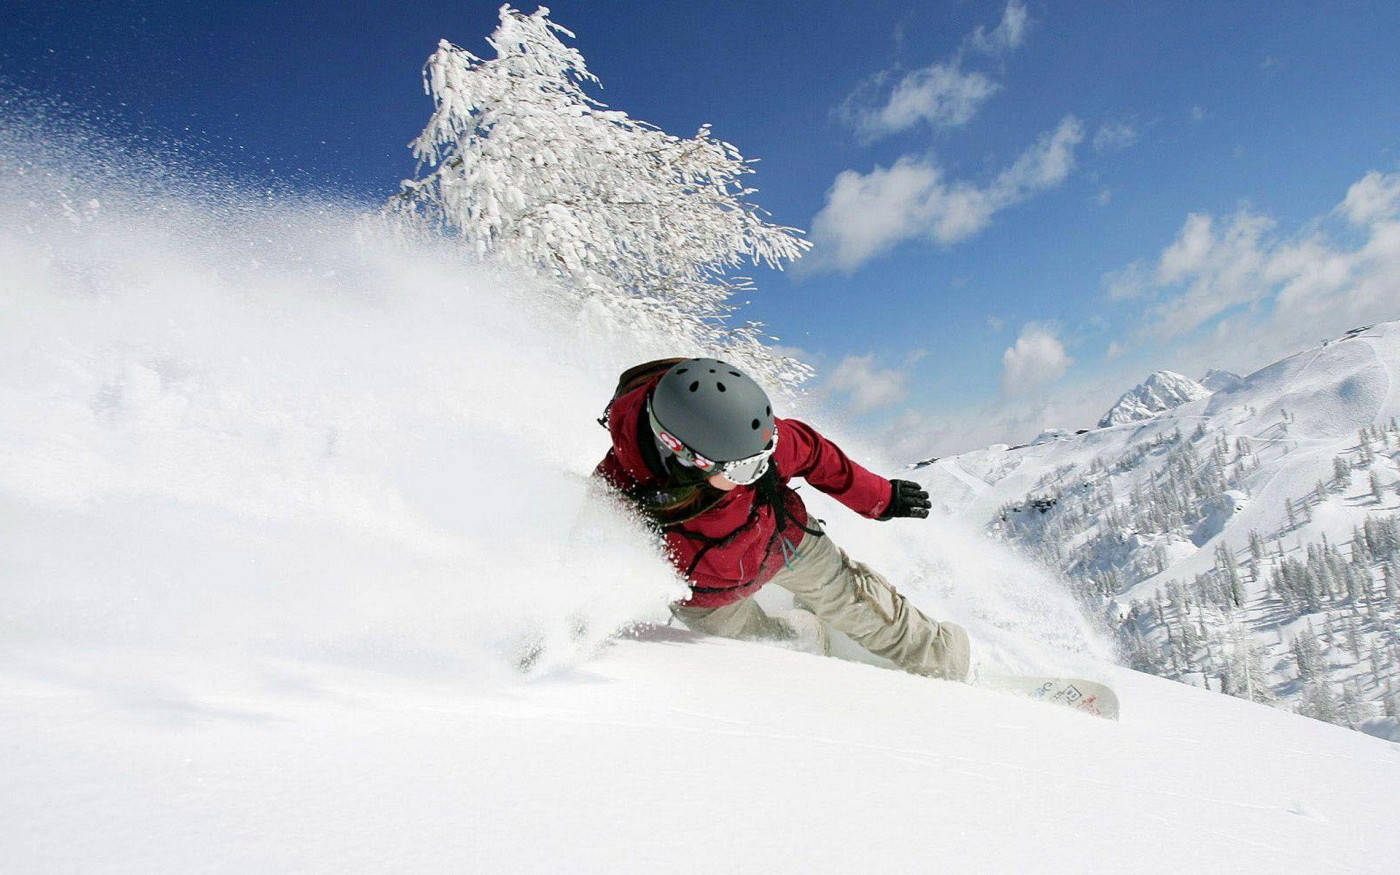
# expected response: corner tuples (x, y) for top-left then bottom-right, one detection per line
(595, 357), (969, 681)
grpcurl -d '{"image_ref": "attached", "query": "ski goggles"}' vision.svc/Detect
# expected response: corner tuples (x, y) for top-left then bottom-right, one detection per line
(647, 403), (777, 486)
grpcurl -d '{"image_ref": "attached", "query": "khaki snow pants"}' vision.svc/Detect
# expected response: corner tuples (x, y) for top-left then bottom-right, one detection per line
(670, 528), (971, 681)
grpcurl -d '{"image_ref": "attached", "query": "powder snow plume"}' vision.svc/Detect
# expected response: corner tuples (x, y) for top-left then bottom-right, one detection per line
(0, 100), (1107, 700)
(0, 104), (695, 685)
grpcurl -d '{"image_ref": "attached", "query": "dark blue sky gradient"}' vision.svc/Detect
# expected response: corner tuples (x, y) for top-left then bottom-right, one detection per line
(5, 1), (1400, 445)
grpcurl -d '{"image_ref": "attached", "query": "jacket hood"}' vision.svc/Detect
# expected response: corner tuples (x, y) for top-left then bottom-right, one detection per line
(607, 377), (665, 485)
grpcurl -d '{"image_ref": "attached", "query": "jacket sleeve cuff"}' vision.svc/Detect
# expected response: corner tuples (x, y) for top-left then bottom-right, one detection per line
(872, 479), (896, 520)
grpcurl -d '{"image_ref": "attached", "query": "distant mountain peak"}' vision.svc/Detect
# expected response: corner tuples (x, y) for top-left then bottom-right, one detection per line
(912, 320), (1400, 740)
(1098, 370), (1210, 428)
(1199, 369), (1245, 393)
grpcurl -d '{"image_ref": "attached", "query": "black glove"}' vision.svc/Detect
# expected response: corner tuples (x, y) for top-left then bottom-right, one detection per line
(879, 479), (931, 520)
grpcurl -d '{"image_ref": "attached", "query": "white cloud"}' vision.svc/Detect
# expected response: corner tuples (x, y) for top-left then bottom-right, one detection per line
(1148, 210), (1276, 339)
(1092, 120), (1139, 153)
(1095, 187), (1113, 207)
(1102, 261), (1151, 301)
(805, 158), (945, 271)
(993, 117), (1083, 194)
(1156, 213), (1219, 283)
(863, 174), (1400, 463)
(1269, 218), (1400, 327)
(1144, 210), (1275, 339)
(883, 173), (1400, 460)
(1107, 167), (1400, 366)
(966, 1), (1030, 56)
(1001, 324), (1073, 396)
(882, 375), (1114, 461)
(853, 64), (1000, 138)
(823, 353), (910, 415)
(1190, 105), (1208, 123)
(808, 117), (1084, 272)
(840, 2), (1028, 141)
(1339, 170), (1400, 226)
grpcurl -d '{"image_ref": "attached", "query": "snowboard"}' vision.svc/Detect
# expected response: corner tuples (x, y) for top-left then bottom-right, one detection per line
(978, 674), (1119, 720)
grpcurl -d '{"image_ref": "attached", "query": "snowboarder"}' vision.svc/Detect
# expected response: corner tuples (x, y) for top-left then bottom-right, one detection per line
(595, 357), (970, 681)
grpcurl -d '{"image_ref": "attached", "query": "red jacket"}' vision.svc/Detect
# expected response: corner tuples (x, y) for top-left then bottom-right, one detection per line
(595, 375), (894, 607)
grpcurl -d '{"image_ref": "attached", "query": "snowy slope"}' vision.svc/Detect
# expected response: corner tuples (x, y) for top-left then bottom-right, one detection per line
(5, 633), (1399, 874)
(925, 324), (1400, 525)
(916, 322), (1400, 733)
(3, 111), (1398, 874)
(1201, 368), (1246, 393)
(1098, 369), (1212, 428)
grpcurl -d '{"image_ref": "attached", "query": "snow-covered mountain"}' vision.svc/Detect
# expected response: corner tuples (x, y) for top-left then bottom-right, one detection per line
(1200, 368), (1246, 394)
(1097, 369), (1212, 428)
(4, 116), (1398, 873)
(919, 323), (1400, 739)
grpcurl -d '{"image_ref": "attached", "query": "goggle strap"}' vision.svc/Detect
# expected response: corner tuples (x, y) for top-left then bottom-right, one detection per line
(648, 398), (777, 483)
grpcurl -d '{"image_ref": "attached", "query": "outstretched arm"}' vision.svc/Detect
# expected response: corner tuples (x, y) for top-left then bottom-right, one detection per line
(774, 418), (897, 519)
(775, 419), (931, 520)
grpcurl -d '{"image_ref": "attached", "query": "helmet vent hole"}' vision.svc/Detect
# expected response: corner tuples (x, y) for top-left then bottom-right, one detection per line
(751, 419), (761, 430)
(716, 382), (726, 392)
(689, 381), (700, 392)
(709, 368), (716, 374)
(729, 371), (741, 377)
(676, 367), (688, 374)
(765, 406), (771, 416)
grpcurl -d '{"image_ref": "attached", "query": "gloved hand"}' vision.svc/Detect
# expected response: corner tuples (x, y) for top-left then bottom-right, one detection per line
(878, 479), (931, 520)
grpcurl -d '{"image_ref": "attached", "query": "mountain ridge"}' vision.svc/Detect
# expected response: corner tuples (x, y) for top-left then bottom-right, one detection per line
(1098, 369), (1212, 428)
(917, 321), (1400, 738)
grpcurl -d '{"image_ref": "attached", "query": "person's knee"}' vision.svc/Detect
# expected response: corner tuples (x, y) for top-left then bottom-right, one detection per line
(936, 621), (971, 682)
(670, 603), (718, 635)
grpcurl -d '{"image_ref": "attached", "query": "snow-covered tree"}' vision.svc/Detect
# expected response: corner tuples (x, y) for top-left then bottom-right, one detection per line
(1333, 456), (1353, 489)
(1298, 679), (1341, 724)
(1339, 679), (1371, 728)
(386, 5), (812, 386)
(1358, 428), (1376, 466)
(1214, 543), (1245, 608)
(1248, 528), (1267, 572)
(1369, 639), (1387, 678)
(1291, 626), (1323, 683)
(1221, 622), (1273, 704)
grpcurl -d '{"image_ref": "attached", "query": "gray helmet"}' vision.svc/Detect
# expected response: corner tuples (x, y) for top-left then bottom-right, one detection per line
(649, 358), (775, 462)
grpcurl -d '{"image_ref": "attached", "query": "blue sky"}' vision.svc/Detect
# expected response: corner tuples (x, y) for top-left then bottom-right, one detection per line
(5, 1), (1400, 455)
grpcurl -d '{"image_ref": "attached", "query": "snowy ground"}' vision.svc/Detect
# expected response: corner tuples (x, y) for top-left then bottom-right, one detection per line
(4, 636), (1399, 873)
(2, 111), (1397, 873)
